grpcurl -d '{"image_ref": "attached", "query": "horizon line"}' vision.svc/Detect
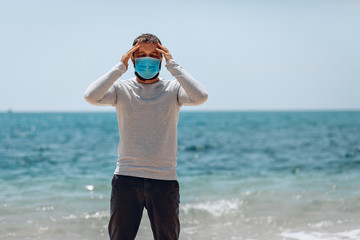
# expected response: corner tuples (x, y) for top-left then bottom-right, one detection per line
(1, 108), (360, 113)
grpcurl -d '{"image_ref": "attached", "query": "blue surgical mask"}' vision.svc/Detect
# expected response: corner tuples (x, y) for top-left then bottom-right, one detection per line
(135, 57), (161, 80)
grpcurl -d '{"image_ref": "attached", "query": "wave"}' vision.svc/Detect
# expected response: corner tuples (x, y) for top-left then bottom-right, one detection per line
(181, 198), (243, 217)
(179, 143), (218, 152)
(280, 229), (360, 240)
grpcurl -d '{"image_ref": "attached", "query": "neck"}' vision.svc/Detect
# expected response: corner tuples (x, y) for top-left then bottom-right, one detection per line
(136, 77), (159, 84)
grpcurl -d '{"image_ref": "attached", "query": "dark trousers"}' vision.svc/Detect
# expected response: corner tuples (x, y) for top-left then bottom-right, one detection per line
(108, 174), (180, 240)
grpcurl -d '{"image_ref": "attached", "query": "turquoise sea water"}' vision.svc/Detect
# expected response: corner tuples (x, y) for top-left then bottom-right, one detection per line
(1, 111), (360, 240)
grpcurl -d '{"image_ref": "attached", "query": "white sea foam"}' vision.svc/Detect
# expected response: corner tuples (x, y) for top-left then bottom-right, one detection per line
(62, 214), (77, 220)
(62, 210), (108, 220)
(308, 220), (333, 228)
(85, 185), (94, 191)
(83, 210), (108, 219)
(280, 229), (360, 240)
(36, 206), (54, 211)
(181, 198), (242, 217)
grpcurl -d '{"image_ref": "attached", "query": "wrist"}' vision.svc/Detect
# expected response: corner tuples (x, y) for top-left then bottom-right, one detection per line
(113, 61), (128, 73)
(120, 60), (128, 68)
(166, 58), (175, 64)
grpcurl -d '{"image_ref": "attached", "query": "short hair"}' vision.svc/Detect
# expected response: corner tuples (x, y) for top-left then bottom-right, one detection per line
(132, 33), (162, 46)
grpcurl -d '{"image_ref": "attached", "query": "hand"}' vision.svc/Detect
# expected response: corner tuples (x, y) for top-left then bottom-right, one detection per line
(156, 43), (173, 62)
(121, 42), (140, 69)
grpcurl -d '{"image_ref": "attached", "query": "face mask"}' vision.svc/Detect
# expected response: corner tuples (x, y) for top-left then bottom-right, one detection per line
(135, 57), (161, 80)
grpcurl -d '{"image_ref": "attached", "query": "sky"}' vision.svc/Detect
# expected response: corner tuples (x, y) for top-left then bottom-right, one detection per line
(0, 0), (359, 112)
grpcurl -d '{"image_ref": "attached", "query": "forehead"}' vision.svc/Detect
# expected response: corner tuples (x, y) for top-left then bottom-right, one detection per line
(136, 43), (158, 53)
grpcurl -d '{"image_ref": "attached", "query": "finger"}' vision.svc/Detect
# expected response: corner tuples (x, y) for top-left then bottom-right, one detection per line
(156, 48), (166, 55)
(130, 42), (141, 51)
(154, 48), (164, 60)
(127, 46), (140, 57)
(157, 43), (168, 51)
(129, 44), (140, 53)
(156, 47), (167, 55)
(158, 43), (166, 50)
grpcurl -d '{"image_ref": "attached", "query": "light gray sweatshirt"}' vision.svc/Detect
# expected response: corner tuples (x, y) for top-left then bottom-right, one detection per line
(84, 59), (208, 180)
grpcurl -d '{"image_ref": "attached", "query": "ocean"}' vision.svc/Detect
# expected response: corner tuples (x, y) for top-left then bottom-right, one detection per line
(1, 111), (360, 240)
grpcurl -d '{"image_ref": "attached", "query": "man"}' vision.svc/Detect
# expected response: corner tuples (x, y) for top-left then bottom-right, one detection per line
(84, 33), (208, 240)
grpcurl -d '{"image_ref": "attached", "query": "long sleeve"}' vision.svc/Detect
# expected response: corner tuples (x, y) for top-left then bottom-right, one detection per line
(165, 59), (208, 106)
(84, 61), (127, 106)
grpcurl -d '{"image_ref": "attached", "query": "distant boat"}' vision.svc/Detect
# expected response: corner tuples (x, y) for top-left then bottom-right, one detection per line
(7, 109), (13, 114)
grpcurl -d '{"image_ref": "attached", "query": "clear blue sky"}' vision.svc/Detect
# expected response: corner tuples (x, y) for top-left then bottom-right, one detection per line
(1, 0), (359, 111)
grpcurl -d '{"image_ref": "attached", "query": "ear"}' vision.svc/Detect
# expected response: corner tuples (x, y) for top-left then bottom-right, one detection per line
(131, 54), (135, 66)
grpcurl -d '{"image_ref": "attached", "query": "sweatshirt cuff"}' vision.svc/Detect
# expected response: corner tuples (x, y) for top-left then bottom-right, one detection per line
(165, 59), (183, 77)
(111, 61), (127, 74)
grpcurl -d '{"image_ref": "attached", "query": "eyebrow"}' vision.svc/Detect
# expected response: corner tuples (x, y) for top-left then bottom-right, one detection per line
(136, 50), (159, 54)
(133, 51), (161, 57)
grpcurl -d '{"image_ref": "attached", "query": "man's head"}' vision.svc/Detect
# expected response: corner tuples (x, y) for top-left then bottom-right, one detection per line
(131, 33), (163, 82)
(131, 33), (162, 60)
(132, 33), (162, 46)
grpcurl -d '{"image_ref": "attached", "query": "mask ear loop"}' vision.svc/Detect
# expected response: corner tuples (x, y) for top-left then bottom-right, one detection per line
(159, 57), (162, 71)
(132, 52), (136, 68)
